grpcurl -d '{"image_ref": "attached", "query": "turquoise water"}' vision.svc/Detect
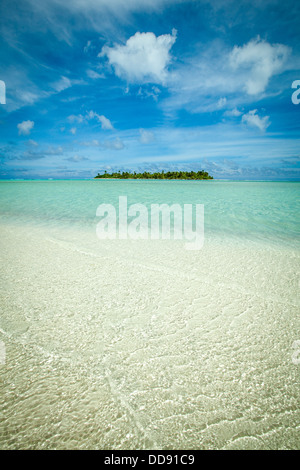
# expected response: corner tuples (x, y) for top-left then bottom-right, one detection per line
(0, 180), (299, 449)
(0, 180), (299, 247)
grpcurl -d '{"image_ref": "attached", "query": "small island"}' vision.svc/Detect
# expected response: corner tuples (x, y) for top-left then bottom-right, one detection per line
(95, 170), (213, 180)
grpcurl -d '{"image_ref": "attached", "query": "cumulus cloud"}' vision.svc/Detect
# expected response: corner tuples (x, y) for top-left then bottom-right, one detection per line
(230, 37), (291, 95)
(242, 109), (270, 132)
(87, 110), (114, 130)
(100, 29), (177, 84)
(96, 115), (114, 130)
(67, 111), (114, 130)
(70, 127), (77, 135)
(99, 115), (114, 130)
(17, 120), (34, 135)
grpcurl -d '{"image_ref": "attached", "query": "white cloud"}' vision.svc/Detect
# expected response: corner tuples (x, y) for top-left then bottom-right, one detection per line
(66, 155), (89, 162)
(28, 139), (38, 146)
(216, 97), (227, 109)
(52, 76), (72, 92)
(84, 40), (93, 54)
(17, 120), (34, 135)
(67, 111), (114, 131)
(98, 115), (114, 130)
(100, 29), (177, 84)
(86, 69), (105, 79)
(242, 109), (270, 132)
(230, 37), (291, 95)
(70, 127), (77, 135)
(105, 137), (124, 150)
(137, 85), (161, 101)
(79, 137), (124, 150)
(139, 128), (154, 144)
(44, 145), (64, 155)
(80, 139), (100, 146)
(87, 111), (114, 130)
(162, 36), (294, 115)
(224, 108), (242, 117)
(68, 114), (84, 123)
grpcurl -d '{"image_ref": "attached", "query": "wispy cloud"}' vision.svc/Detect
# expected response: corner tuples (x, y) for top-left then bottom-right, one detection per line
(27, 139), (38, 147)
(224, 108), (243, 117)
(86, 69), (105, 79)
(66, 155), (89, 162)
(80, 137), (125, 150)
(105, 137), (125, 150)
(7, 145), (64, 161)
(68, 114), (84, 124)
(139, 128), (155, 144)
(51, 76), (72, 92)
(162, 36), (296, 115)
(137, 85), (161, 101)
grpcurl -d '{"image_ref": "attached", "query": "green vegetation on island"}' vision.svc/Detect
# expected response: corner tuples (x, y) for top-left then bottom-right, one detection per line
(95, 170), (213, 180)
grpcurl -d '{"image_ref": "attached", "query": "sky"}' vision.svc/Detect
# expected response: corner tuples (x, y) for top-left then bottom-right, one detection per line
(0, 0), (299, 180)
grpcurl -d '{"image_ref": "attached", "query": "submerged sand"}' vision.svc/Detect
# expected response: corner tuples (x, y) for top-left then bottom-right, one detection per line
(0, 222), (299, 449)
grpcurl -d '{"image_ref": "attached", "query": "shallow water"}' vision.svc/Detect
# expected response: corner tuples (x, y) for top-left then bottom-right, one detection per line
(0, 180), (299, 449)
(0, 180), (299, 246)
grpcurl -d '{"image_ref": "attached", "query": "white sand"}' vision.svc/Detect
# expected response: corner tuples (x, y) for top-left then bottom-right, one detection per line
(0, 222), (299, 449)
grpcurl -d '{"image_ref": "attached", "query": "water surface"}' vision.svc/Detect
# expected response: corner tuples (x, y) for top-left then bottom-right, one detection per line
(0, 180), (299, 449)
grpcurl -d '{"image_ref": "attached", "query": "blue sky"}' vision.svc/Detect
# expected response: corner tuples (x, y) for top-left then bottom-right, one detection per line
(0, 0), (299, 179)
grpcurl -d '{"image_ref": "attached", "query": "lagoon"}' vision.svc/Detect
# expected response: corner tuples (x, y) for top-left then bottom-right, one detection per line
(0, 180), (299, 449)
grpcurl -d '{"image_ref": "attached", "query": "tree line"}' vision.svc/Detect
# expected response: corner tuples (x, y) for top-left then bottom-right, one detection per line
(95, 170), (213, 180)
